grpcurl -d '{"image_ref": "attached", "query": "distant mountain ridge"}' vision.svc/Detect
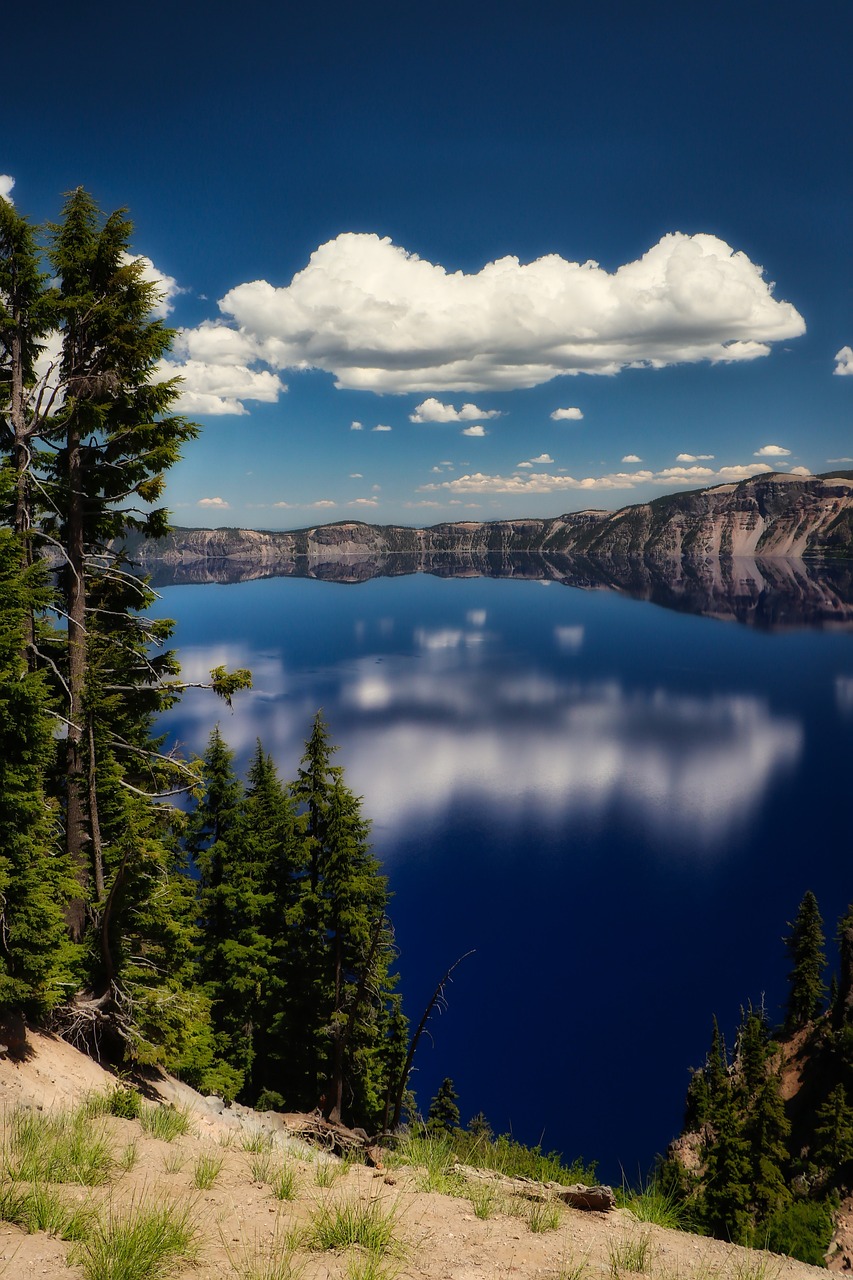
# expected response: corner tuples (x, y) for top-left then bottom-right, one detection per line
(128, 471), (853, 569)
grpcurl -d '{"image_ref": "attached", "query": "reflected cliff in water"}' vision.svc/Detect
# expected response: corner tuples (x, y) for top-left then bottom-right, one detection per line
(143, 551), (853, 631)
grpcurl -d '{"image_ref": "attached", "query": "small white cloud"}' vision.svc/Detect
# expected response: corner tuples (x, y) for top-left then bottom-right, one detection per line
(372, 424), (392, 432)
(273, 501), (294, 508)
(834, 346), (853, 376)
(372, 483), (381, 491)
(622, 454), (642, 463)
(828, 457), (853, 464)
(0, 174), (15, 204)
(351, 497), (379, 506)
(551, 407), (584, 421)
(531, 453), (554, 464)
(461, 424), (487, 437)
(676, 452), (715, 461)
(440, 460), (453, 466)
(402, 500), (441, 508)
(410, 397), (501, 422)
(198, 496), (230, 508)
(516, 461), (533, 468)
(789, 466), (812, 476)
(311, 500), (337, 508)
(351, 420), (364, 430)
(349, 472), (363, 478)
(754, 444), (792, 457)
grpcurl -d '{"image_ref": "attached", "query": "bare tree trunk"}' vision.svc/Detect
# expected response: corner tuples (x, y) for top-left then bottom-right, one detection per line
(390, 951), (474, 1131)
(9, 320), (35, 652)
(65, 414), (90, 941)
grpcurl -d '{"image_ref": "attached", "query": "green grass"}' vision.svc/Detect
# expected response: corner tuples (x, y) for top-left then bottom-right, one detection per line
(84, 1085), (142, 1122)
(271, 1164), (298, 1201)
(555, 1251), (591, 1280)
(389, 1133), (463, 1195)
(345, 1251), (402, 1280)
(223, 1224), (305, 1280)
(449, 1128), (597, 1187)
(730, 1249), (781, 1280)
(193, 1152), (224, 1189)
(247, 1149), (274, 1183)
(240, 1130), (273, 1154)
(617, 1177), (688, 1230)
(3, 1106), (114, 1185)
(0, 1181), (95, 1240)
(313, 1158), (344, 1188)
(467, 1181), (500, 1219)
(138, 1104), (193, 1143)
(161, 1149), (186, 1174)
(608, 1235), (654, 1275)
(70, 1197), (198, 1280)
(307, 1194), (401, 1255)
(527, 1198), (562, 1233)
(117, 1141), (139, 1174)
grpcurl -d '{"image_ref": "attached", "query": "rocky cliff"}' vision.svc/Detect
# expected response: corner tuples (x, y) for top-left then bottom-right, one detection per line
(126, 472), (853, 573)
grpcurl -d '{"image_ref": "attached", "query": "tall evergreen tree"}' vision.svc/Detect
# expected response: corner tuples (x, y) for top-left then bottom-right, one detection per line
(784, 891), (827, 1032)
(0, 507), (77, 1017)
(427, 1078), (461, 1135)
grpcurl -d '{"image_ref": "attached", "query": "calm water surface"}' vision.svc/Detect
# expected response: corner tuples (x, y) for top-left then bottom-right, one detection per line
(151, 570), (853, 1181)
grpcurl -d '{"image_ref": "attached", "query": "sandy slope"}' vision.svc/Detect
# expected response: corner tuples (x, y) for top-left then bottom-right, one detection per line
(0, 1032), (830, 1279)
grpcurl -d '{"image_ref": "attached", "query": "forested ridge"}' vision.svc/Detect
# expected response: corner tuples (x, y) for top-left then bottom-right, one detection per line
(661, 890), (853, 1263)
(0, 188), (410, 1132)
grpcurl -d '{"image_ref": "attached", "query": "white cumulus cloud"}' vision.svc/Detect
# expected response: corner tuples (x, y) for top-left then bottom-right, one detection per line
(461, 424), (487, 437)
(754, 444), (791, 457)
(410, 397), (501, 422)
(531, 453), (554, 464)
(349, 472), (363, 478)
(676, 452), (715, 461)
(622, 454), (642, 463)
(122, 253), (183, 319)
(158, 357), (285, 416)
(192, 230), (804, 394)
(0, 174), (15, 203)
(197, 496), (230, 508)
(551, 407), (584, 421)
(350, 420), (363, 430)
(834, 346), (853, 376)
(351, 497), (379, 506)
(789, 466), (812, 476)
(421, 460), (774, 495)
(372, 424), (392, 432)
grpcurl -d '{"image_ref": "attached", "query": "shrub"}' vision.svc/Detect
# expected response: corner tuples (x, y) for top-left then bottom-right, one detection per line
(763, 1200), (834, 1266)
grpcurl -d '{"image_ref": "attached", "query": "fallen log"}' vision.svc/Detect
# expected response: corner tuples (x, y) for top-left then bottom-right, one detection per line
(452, 1163), (615, 1211)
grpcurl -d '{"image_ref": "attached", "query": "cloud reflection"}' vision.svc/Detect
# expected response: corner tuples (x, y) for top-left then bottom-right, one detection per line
(165, 639), (802, 854)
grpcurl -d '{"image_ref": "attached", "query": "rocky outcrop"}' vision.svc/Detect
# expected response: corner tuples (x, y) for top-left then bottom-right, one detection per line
(125, 472), (853, 574)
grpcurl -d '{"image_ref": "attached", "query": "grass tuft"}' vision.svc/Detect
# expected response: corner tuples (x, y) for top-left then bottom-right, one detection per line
(527, 1198), (562, 1233)
(307, 1194), (401, 1255)
(313, 1158), (344, 1188)
(223, 1224), (305, 1280)
(0, 1181), (95, 1240)
(247, 1149), (274, 1184)
(271, 1164), (298, 1201)
(193, 1151), (224, 1189)
(139, 1104), (192, 1143)
(345, 1251), (402, 1280)
(71, 1197), (197, 1280)
(467, 1182), (500, 1219)
(609, 1234), (654, 1275)
(618, 1178), (688, 1230)
(389, 1133), (463, 1195)
(3, 1106), (113, 1186)
(240, 1130), (273, 1154)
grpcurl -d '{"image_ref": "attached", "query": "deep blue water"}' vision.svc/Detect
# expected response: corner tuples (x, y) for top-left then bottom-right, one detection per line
(151, 571), (853, 1182)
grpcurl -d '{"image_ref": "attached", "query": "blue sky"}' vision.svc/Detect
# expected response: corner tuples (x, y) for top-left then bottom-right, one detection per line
(4, 0), (852, 527)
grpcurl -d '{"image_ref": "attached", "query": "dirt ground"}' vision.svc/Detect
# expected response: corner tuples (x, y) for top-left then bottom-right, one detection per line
(0, 1032), (834, 1279)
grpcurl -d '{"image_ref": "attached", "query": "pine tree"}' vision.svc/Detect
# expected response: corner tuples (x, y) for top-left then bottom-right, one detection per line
(427, 1078), (461, 1135)
(0, 509), (77, 1017)
(812, 1084), (853, 1183)
(42, 188), (198, 941)
(784, 891), (827, 1032)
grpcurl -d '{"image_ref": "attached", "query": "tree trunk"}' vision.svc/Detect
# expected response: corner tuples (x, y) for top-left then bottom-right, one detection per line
(65, 413), (89, 941)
